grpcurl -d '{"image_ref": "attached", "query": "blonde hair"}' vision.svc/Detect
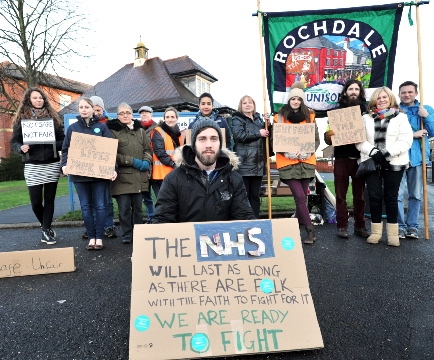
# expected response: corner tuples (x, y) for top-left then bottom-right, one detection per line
(237, 95), (256, 114)
(368, 86), (399, 111)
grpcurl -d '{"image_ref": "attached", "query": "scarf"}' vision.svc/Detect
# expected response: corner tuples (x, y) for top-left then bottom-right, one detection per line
(141, 119), (153, 127)
(286, 110), (305, 123)
(161, 121), (181, 148)
(374, 108), (400, 121)
(21, 107), (50, 120)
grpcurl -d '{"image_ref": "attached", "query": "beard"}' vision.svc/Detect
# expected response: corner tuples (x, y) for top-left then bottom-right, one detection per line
(346, 96), (363, 106)
(196, 149), (219, 167)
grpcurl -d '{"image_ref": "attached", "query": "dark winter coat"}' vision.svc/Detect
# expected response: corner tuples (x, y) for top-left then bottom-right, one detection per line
(107, 119), (153, 196)
(61, 115), (113, 183)
(152, 145), (256, 223)
(231, 111), (266, 176)
(11, 116), (65, 164)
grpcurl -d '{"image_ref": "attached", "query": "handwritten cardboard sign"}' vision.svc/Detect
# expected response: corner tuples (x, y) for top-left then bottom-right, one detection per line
(185, 128), (226, 149)
(21, 118), (56, 144)
(66, 132), (118, 180)
(272, 123), (315, 153)
(129, 219), (323, 359)
(0, 247), (75, 278)
(327, 105), (366, 146)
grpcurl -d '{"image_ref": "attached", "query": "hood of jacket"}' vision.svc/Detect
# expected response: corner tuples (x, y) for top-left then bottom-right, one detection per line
(106, 119), (143, 131)
(173, 145), (240, 170)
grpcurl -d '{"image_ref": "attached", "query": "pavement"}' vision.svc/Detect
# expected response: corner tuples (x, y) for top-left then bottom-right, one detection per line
(1, 173), (434, 359)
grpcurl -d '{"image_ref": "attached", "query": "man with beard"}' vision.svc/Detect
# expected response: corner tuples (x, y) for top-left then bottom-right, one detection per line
(152, 119), (255, 223)
(324, 80), (370, 239)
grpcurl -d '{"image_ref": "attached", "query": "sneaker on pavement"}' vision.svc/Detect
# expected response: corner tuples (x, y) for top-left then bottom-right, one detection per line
(354, 227), (370, 238)
(398, 228), (406, 239)
(337, 228), (349, 238)
(82, 230), (88, 239)
(406, 228), (419, 239)
(41, 230), (56, 245)
(104, 227), (118, 238)
(48, 228), (56, 239)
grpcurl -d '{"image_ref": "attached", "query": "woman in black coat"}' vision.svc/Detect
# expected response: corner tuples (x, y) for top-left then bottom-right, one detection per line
(231, 95), (270, 217)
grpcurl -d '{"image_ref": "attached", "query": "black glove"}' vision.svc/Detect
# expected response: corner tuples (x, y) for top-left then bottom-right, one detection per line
(371, 151), (388, 165)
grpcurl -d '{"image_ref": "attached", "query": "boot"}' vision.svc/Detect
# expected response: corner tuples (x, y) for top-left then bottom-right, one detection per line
(366, 222), (382, 244)
(303, 225), (316, 244)
(386, 223), (400, 247)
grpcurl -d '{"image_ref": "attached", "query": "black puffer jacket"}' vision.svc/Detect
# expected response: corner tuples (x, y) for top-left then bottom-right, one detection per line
(231, 111), (266, 176)
(153, 145), (256, 223)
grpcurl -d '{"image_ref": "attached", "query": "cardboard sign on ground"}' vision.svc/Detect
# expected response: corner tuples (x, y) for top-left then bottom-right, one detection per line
(185, 128), (226, 149)
(272, 123), (315, 153)
(129, 219), (323, 360)
(0, 247), (75, 278)
(21, 119), (56, 144)
(327, 105), (366, 146)
(66, 132), (118, 179)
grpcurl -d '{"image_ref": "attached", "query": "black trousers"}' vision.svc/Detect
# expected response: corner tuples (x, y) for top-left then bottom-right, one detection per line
(27, 181), (58, 230)
(242, 176), (263, 218)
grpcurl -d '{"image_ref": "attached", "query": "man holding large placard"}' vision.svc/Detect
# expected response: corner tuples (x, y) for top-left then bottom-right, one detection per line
(324, 80), (370, 240)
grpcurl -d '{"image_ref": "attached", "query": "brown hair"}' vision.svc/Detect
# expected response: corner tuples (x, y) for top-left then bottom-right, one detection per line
(237, 95), (256, 114)
(12, 87), (62, 128)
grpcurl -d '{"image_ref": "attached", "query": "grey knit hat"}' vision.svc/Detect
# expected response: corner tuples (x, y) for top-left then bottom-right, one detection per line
(89, 96), (104, 109)
(138, 105), (153, 114)
(190, 119), (222, 150)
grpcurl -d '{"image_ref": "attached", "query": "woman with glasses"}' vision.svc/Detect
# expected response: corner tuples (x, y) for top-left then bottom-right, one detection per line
(150, 107), (183, 197)
(61, 97), (117, 250)
(106, 103), (152, 244)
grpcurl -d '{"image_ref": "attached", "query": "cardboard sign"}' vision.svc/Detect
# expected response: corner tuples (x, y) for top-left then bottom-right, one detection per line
(129, 219), (323, 359)
(272, 123), (315, 153)
(66, 132), (118, 179)
(327, 105), (366, 146)
(21, 118), (56, 144)
(0, 247), (75, 278)
(185, 128), (226, 149)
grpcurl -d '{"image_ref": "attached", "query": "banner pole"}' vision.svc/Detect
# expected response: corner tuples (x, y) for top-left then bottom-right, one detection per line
(257, 0), (272, 219)
(415, 0), (430, 240)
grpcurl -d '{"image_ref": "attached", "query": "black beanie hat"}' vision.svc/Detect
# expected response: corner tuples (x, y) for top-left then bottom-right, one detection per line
(190, 119), (223, 150)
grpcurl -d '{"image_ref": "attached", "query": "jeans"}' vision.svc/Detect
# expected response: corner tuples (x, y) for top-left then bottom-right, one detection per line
(28, 181), (58, 230)
(398, 165), (422, 230)
(142, 191), (155, 220)
(115, 193), (143, 242)
(151, 180), (163, 200)
(333, 158), (366, 229)
(365, 169), (404, 223)
(104, 185), (115, 230)
(242, 176), (263, 218)
(74, 181), (109, 239)
(280, 178), (312, 227)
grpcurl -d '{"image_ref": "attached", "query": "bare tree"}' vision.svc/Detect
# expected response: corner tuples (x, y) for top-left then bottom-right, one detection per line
(0, 0), (89, 113)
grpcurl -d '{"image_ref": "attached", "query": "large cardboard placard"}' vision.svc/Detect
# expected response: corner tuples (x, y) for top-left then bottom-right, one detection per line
(272, 123), (315, 153)
(129, 219), (323, 360)
(184, 128), (226, 149)
(0, 247), (76, 278)
(21, 118), (56, 144)
(327, 105), (366, 146)
(66, 132), (118, 179)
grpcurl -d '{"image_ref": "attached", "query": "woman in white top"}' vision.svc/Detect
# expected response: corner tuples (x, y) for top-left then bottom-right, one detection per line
(356, 87), (412, 246)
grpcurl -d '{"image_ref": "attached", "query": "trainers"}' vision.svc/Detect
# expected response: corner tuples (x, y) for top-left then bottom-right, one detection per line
(354, 227), (370, 238)
(82, 230), (88, 239)
(104, 227), (118, 238)
(337, 228), (349, 238)
(47, 228), (56, 239)
(41, 230), (56, 245)
(406, 228), (419, 239)
(398, 228), (406, 239)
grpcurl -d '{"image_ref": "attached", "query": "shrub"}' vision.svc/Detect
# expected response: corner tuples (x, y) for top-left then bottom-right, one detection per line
(0, 152), (24, 181)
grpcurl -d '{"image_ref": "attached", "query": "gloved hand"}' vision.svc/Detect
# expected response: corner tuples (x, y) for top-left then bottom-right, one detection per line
(132, 158), (150, 171)
(284, 152), (298, 160)
(298, 152), (311, 160)
(371, 150), (388, 165)
(324, 130), (335, 145)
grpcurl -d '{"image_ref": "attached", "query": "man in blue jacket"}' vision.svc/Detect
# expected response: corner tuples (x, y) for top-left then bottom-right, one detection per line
(398, 81), (434, 239)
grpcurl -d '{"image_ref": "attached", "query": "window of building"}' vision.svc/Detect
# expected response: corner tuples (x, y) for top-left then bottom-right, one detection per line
(326, 58), (331, 66)
(195, 76), (211, 97)
(59, 94), (71, 110)
(333, 59), (338, 66)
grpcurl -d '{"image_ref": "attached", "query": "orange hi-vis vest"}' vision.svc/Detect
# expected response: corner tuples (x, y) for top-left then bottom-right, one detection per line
(151, 127), (183, 180)
(274, 112), (317, 170)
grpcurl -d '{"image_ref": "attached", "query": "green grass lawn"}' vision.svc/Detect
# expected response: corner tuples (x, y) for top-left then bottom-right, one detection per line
(0, 177), (353, 221)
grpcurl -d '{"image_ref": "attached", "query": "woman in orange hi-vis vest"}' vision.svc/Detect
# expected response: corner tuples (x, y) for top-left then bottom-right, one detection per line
(272, 83), (320, 244)
(151, 107), (183, 198)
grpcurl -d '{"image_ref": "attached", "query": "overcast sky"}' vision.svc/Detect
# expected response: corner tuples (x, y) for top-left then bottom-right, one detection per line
(67, 0), (433, 116)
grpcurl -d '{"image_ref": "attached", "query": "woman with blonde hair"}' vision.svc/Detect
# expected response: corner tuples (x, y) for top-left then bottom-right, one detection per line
(356, 86), (413, 246)
(11, 87), (64, 245)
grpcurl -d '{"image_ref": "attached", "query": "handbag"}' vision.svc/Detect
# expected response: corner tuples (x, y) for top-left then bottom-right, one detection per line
(355, 158), (377, 178)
